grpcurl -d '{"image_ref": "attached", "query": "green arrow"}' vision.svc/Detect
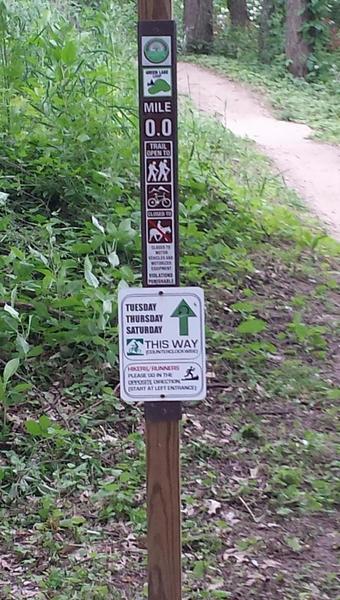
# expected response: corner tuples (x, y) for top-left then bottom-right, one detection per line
(171, 299), (196, 336)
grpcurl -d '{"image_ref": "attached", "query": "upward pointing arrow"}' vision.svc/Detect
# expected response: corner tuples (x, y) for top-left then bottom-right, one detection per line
(171, 299), (196, 336)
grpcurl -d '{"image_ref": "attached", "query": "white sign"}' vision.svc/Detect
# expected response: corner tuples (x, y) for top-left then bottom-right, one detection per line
(142, 36), (172, 67)
(143, 68), (172, 97)
(144, 141), (176, 286)
(118, 287), (206, 403)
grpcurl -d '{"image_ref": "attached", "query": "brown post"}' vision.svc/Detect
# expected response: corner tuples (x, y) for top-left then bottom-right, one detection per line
(138, 1), (182, 599)
(138, 0), (172, 21)
(145, 407), (182, 600)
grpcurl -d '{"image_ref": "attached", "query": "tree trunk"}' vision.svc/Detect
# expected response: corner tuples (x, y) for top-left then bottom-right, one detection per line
(259, 0), (275, 63)
(227, 0), (249, 27)
(285, 0), (311, 77)
(184, 0), (213, 53)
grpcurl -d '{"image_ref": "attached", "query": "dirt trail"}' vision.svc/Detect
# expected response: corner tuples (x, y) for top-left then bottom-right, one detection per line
(178, 62), (340, 240)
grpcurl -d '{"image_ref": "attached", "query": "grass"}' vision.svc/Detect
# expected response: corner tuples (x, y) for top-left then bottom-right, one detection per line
(186, 54), (340, 144)
(0, 2), (340, 599)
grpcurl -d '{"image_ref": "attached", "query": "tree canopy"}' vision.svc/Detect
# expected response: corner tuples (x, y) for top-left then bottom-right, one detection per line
(182, 0), (340, 79)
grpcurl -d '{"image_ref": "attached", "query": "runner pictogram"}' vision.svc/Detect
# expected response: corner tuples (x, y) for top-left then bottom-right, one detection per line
(182, 366), (199, 381)
(148, 219), (173, 243)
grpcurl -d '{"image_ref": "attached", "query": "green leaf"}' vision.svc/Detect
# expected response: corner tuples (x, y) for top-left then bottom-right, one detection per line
(276, 506), (293, 516)
(84, 256), (99, 288)
(326, 388), (340, 400)
(192, 560), (206, 578)
(285, 536), (303, 553)
(39, 415), (52, 432)
(61, 40), (77, 65)
(29, 246), (49, 266)
(77, 133), (91, 143)
(108, 251), (119, 267)
(240, 424), (261, 440)
(25, 419), (41, 436)
(237, 319), (267, 335)
(70, 242), (93, 255)
(71, 515), (86, 526)
(16, 334), (30, 355)
(4, 304), (20, 321)
(0, 380), (5, 402)
(3, 358), (20, 385)
(92, 215), (105, 234)
(0, 192), (9, 205)
(11, 383), (32, 393)
(102, 299), (112, 314)
(59, 515), (86, 528)
(10, 286), (17, 307)
(27, 346), (44, 358)
(211, 592), (231, 598)
(118, 279), (129, 292)
(231, 301), (255, 313)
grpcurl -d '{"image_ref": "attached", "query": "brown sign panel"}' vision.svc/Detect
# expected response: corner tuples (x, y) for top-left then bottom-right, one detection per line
(138, 21), (179, 287)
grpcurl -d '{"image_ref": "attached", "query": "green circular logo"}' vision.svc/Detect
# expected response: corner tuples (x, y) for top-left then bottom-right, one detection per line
(144, 38), (169, 64)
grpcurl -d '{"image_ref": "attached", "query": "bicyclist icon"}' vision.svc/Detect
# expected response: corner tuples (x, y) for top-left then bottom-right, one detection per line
(147, 185), (172, 209)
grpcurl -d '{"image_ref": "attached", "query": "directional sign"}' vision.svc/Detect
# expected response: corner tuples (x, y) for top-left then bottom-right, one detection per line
(118, 287), (206, 403)
(138, 21), (179, 287)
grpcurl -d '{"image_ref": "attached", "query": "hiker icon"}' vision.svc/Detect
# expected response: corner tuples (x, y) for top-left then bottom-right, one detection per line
(147, 161), (159, 182)
(147, 159), (172, 183)
(131, 341), (140, 354)
(158, 159), (170, 182)
(182, 366), (199, 381)
(126, 338), (144, 356)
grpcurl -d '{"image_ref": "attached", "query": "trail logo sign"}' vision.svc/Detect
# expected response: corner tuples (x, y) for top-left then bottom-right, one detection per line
(143, 68), (172, 97)
(142, 37), (171, 66)
(118, 287), (206, 403)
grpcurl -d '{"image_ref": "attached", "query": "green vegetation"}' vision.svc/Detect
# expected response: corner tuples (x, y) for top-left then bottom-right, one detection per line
(0, 1), (339, 599)
(180, 0), (340, 143)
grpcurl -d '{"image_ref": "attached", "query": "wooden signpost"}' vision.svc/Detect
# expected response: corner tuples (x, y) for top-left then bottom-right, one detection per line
(139, 4), (181, 598)
(118, 2), (206, 599)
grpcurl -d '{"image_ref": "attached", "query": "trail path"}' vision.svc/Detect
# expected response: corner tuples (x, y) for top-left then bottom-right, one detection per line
(178, 63), (340, 240)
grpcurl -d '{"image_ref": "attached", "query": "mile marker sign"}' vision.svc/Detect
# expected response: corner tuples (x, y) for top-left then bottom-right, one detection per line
(118, 287), (206, 403)
(138, 20), (179, 287)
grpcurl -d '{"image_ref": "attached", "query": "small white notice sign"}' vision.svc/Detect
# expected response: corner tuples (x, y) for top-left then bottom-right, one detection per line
(118, 287), (206, 403)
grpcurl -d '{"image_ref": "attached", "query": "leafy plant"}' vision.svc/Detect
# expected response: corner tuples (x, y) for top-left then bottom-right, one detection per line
(0, 2), (339, 598)
(0, 357), (20, 424)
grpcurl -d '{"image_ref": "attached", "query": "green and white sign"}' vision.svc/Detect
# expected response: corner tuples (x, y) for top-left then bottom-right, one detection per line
(118, 287), (206, 403)
(143, 68), (172, 97)
(142, 36), (172, 67)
